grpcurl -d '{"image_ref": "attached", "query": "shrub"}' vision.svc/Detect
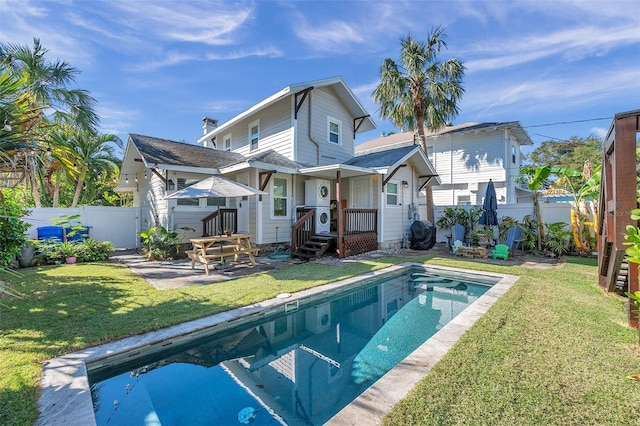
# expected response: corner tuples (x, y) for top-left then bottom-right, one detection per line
(0, 188), (31, 268)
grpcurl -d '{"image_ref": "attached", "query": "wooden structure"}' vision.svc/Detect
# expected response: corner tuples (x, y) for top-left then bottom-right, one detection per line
(597, 109), (639, 327)
(187, 234), (259, 275)
(456, 246), (487, 259)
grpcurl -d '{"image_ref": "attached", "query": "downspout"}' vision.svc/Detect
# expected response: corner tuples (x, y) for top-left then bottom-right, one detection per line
(307, 91), (321, 166)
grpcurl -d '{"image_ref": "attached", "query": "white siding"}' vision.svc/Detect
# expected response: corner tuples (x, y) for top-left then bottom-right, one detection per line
(428, 127), (528, 206)
(232, 97), (295, 159)
(296, 88), (356, 166)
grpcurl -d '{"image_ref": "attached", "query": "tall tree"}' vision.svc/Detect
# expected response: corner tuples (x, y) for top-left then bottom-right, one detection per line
(373, 26), (465, 221)
(527, 135), (602, 170)
(0, 38), (98, 131)
(52, 128), (122, 207)
(1, 38), (99, 206)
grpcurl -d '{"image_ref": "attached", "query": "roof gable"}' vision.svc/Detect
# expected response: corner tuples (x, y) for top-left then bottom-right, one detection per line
(198, 76), (376, 143)
(356, 121), (532, 154)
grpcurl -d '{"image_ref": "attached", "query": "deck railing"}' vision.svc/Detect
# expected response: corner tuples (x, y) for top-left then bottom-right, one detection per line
(201, 209), (237, 236)
(291, 207), (315, 251)
(342, 208), (377, 235)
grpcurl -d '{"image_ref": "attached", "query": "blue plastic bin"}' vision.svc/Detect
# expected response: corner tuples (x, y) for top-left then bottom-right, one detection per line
(37, 226), (64, 242)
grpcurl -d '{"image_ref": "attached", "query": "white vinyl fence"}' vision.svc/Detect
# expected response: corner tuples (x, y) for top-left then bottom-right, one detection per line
(24, 206), (140, 249)
(433, 202), (572, 243)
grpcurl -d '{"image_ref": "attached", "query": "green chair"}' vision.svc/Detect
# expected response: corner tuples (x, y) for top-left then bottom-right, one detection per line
(492, 244), (509, 260)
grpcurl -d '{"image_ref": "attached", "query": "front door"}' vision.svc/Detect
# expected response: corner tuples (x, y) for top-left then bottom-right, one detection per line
(351, 177), (372, 208)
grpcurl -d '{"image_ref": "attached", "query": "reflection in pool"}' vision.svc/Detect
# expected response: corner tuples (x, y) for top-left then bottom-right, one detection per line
(89, 267), (496, 425)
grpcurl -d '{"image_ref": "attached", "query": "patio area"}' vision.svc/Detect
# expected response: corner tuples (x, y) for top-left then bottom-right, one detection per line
(110, 243), (559, 290)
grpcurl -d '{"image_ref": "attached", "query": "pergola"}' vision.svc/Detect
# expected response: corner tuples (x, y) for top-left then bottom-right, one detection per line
(597, 109), (639, 327)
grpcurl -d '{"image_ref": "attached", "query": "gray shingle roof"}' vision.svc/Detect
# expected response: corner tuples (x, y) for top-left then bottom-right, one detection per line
(346, 145), (419, 168)
(130, 134), (246, 169)
(247, 150), (302, 170)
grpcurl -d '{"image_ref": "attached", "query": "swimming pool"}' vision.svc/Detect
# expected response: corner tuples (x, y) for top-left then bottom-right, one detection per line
(36, 263), (519, 426)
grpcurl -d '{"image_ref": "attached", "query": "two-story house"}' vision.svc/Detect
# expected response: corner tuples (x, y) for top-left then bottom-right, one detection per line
(117, 77), (438, 258)
(356, 122), (533, 210)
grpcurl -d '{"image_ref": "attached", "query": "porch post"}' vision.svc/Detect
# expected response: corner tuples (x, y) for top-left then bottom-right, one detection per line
(336, 170), (344, 258)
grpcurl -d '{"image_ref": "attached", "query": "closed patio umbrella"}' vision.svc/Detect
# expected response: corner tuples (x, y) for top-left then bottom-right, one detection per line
(479, 179), (498, 226)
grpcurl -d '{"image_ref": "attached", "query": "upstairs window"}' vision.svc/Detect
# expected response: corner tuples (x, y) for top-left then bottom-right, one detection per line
(328, 117), (341, 144)
(386, 182), (398, 205)
(249, 120), (259, 151)
(224, 133), (232, 151)
(512, 145), (516, 164)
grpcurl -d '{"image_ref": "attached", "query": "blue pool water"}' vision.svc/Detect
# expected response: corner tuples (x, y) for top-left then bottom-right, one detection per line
(89, 267), (496, 425)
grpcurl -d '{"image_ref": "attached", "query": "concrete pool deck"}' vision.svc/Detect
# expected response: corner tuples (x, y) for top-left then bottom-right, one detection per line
(36, 250), (526, 425)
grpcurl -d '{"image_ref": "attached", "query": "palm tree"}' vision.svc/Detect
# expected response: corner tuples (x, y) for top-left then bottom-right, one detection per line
(373, 26), (465, 221)
(0, 38), (98, 131)
(52, 128), (122, 207)
(1, 38), (99, 206)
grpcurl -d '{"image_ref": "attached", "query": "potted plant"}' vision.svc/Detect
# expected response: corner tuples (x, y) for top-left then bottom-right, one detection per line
(58, 241), (78, 264)
(224, 228), (233, 236)
(471, 227), (494, 247)
(19, 240), (36, 268)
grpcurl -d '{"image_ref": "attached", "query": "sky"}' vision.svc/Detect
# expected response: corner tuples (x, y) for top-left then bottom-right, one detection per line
(1, 0), (639, 158)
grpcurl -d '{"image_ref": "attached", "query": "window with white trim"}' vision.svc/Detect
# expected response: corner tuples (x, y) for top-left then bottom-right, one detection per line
(328, 117), (341, 144)
(512, 145), (516, 164)
(457, 195), (471, 205)
(249, 120), (259, 151)
(272, 177), (290, 218)
(224, 133), (232, 151)
(176, 178), (199, 206)
(173, 177), (226, 208)
(386, 182), (399, 205)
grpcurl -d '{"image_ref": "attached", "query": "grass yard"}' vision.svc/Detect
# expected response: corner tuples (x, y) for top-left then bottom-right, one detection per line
(1, 255), (639, 425)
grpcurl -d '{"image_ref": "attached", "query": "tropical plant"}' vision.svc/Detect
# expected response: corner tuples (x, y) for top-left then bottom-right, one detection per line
(524, 163), (601, 255)
(623, 196), (640, 345)
(373, 26), (465, 222)
(0, 188), (31, 268)
(48, 127), (122, 207)
(544, 221), (572, 257)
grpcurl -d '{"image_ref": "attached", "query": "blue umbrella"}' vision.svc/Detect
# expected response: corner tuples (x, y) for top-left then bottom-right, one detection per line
(479, 179), (498, 226)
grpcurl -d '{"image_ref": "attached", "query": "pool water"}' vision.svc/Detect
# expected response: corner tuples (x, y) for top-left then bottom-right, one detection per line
(89, 267), (495, 425)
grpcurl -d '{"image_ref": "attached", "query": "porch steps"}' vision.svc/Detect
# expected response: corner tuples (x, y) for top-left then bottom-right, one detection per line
(616, 258), (629, 293)
(293, 235), (335, 261)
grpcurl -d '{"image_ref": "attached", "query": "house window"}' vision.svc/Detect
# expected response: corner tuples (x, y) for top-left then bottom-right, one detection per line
(224, 133), (232, 151)
(272, 177), (289, 218)
(328, 117), (341, 144)
(176, 178), (199, 206)
(249, 120), (259, 151)
(386, 182), (398, 205)
(457, 195), (471, 206)
(426, 146), (434, 162)
(206, 197), (227, 207)
(512, 145), (516, 164)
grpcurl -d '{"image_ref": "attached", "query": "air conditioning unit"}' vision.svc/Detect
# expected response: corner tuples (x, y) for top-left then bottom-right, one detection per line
(315, 207), (330, 234)
(305, 179), (330, 207)
(305, 303), (331, 334)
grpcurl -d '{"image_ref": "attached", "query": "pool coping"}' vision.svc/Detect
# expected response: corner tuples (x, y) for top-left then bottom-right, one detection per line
(36, 263), (518, 425)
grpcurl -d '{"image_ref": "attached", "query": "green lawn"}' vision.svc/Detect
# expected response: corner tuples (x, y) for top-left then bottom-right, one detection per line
(1, 255), (639, 425)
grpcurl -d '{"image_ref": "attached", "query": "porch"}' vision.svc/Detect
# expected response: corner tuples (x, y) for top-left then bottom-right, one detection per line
(200, 206), (379, 260)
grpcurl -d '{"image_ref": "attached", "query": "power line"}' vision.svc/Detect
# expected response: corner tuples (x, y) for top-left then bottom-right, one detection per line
(524, 117), (610, 129)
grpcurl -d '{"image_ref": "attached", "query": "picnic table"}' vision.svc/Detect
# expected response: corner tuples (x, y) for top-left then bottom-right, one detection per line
(187, 234), (259, 275)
